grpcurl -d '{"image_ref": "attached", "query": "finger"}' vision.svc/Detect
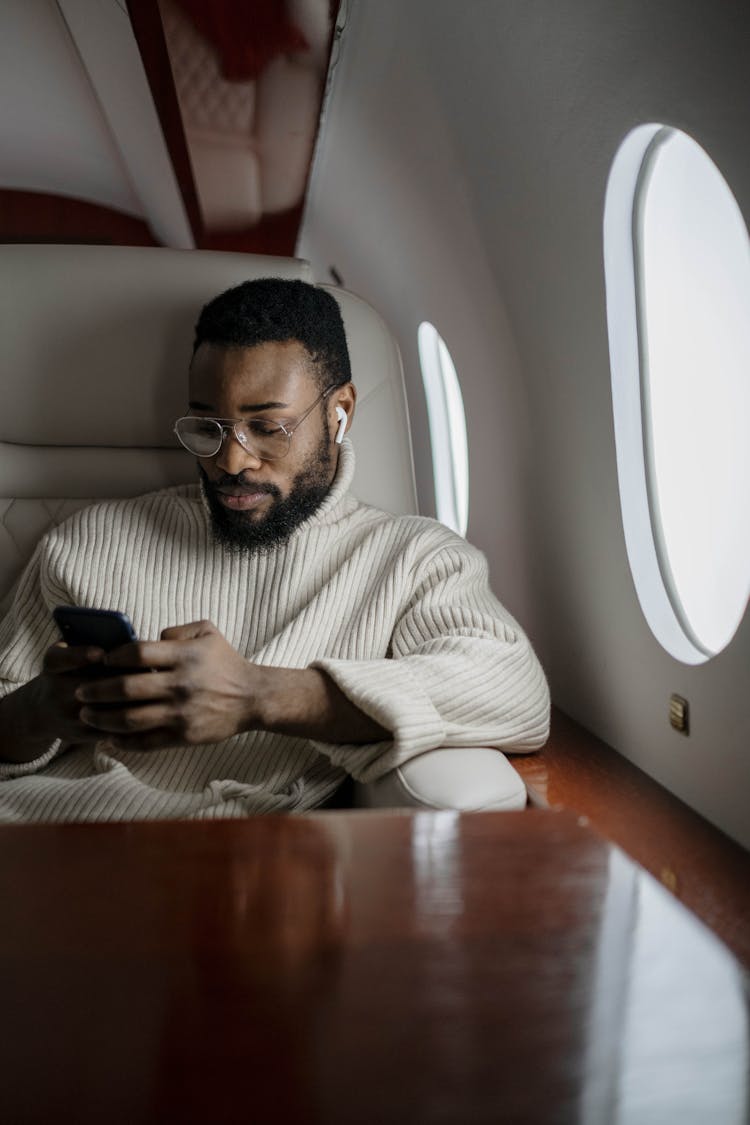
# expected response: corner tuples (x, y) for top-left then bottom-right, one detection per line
(75, 671), (176, 706)
(160, 620), (218, 642)
(79, 702), (173, 735)
(44, 642), (106, 674)
(104, 638), (201, 671)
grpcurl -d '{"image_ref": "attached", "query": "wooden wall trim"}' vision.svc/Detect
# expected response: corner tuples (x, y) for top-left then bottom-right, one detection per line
(512, 707), (750, 968)
(126, 0), (203, 245)
(0, 189), (159, 245)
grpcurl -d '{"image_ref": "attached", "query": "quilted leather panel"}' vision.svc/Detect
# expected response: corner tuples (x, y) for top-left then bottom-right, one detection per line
(160, 0), (257, 135)
(0, 443), (198, 608)
(0, 498), (95, 614)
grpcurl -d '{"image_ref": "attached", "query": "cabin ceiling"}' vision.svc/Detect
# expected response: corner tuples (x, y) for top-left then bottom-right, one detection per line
(0, 0), (337, 253)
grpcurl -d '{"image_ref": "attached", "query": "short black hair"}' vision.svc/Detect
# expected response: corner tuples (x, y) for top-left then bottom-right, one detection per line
(193, 277), (352, 391)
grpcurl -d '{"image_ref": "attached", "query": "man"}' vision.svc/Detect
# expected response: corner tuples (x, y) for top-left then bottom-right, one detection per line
(0, 279), (549, 821)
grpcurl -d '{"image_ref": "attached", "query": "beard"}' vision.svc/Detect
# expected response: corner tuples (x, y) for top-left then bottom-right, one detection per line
(198, 427), (334, 555)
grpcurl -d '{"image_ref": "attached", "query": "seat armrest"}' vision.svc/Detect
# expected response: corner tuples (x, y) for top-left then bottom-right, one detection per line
(354, 747), (528, 811)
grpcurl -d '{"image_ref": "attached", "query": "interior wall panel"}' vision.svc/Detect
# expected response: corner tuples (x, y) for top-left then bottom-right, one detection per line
(0, 0), (141, 215)
(299, 1), (538, 638)
(300, 0), (750, 847)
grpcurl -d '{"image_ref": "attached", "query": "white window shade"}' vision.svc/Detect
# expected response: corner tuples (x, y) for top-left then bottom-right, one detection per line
(605, 124), (750, 663)
(417, 322), (469, 537)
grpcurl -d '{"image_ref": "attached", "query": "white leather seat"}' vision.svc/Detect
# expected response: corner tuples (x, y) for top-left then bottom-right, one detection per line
(0, 244), (527, 812)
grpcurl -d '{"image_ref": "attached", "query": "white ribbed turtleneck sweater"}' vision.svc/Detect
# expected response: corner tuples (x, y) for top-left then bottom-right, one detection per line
(0, 439), (549, 822)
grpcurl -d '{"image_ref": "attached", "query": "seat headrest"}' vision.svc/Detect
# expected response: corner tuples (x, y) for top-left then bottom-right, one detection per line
(0, 244), (313, 447)
(0, 244), (417, 518)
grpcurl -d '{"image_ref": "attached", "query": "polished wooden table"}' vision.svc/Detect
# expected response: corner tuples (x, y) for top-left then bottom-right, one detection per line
(1, 809), (747, 1124)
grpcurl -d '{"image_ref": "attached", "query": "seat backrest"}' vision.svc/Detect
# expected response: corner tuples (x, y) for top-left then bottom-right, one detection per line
(0, 244), (417, 609)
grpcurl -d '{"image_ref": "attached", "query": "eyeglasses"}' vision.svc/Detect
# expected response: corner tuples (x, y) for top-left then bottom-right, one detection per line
(173, 385), (336, 461)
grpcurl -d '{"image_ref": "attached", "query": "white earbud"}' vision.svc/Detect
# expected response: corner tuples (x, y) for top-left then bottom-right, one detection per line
(334, 405), (348, 444)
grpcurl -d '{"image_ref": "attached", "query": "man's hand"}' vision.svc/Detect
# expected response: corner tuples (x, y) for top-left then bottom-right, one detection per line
(1, 620), (390, 763)
(40, 642), (113, 741)
(75, 621), (261, 752)
(0, 641), (109, 764)
(75, 619), (391, 751)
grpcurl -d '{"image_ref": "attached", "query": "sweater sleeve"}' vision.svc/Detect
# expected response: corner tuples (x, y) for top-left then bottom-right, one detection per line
(0, 536), (69, 778)
(309, 538), (550, 782)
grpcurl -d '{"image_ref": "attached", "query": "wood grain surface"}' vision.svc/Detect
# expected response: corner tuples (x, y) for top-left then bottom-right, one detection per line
(512, 707), (750, 969)
(0, 809), (746, 1124)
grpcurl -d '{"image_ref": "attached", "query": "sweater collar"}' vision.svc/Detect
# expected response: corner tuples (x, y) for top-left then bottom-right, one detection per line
(305, 435), (355, 525)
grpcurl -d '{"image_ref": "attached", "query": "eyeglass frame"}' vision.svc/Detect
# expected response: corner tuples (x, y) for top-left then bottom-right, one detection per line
(173, 383), (339, 461)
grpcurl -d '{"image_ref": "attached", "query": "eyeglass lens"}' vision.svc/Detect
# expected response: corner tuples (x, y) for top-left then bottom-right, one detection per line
(175, 418), (291, 460)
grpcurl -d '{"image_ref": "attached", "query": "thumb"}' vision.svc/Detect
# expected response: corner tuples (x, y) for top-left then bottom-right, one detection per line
(160, 619), (218, 642)
(44, 641), (106, 674)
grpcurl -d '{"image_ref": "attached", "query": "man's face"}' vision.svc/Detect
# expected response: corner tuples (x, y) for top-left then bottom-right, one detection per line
(188, 341), (346, 554)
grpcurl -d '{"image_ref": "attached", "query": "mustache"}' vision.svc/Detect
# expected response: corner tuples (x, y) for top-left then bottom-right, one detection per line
(199, 468), (281, 499)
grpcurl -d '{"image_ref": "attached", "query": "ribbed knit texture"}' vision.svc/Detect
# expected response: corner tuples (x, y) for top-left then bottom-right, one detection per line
(0, 440), (549, 822)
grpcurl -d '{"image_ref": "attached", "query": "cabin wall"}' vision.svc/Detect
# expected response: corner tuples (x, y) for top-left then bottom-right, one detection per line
(0, 0), (139, 215)
(0, 0), (192, 248)
(299, 0), (750, 849)
(299, 1), (539, 637)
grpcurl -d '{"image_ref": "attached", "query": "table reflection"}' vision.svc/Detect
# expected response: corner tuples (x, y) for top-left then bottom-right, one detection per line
(581, 846), (748, 1123)
(152, 819), (347, 1121)
(613, 853), (748, 1123)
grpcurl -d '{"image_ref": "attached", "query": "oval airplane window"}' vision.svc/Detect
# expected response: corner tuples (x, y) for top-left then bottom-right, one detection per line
(604, 125), (750, 663)
(417, 322), (469, 536)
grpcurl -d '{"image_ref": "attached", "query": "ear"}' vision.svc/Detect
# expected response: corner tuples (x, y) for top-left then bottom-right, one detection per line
(330, 383), (356, 443)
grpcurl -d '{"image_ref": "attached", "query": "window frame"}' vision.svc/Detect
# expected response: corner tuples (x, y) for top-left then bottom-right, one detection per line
(604, 123), (750, 664)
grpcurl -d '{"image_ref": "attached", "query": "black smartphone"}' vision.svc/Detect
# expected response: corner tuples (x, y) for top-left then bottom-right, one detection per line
(53, 606), (138, 650)
(53, 606), (143, 681)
